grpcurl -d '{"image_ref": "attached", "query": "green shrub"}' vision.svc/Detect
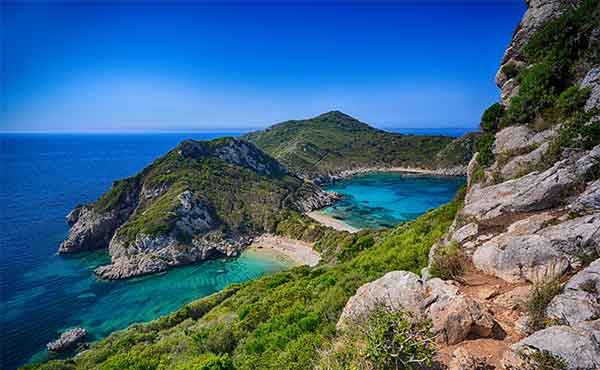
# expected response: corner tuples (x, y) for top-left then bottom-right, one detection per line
(480, 103), (504, 132)
(430, 241), (468, 280)
(556, 85), (591, 116)
(501, 62), (520, 80)
(318, 304), (435, 370)
(176, 354), (235, 370)
(526, 277), (562, 331)
(475, 133), (495, 167)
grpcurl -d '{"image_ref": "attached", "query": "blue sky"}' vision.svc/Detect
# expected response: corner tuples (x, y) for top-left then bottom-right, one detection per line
(1, 1), (525, 132)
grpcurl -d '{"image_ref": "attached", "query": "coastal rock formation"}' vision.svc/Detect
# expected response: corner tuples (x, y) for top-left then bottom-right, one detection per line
(47, 327), (87, 352)
(60, 137), (332, 279)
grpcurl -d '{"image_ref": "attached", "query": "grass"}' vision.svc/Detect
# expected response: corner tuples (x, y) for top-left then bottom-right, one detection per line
(429, 241), (468, 281)
(526, 277), (563, 331)
(26, 191), (462, 370)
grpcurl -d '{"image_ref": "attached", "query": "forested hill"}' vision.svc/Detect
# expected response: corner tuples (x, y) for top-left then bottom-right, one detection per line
(244, 111), (478, 179)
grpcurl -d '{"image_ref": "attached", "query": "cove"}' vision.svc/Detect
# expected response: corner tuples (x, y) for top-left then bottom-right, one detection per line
(0, 133), (291, 370)
(322, 172), (466, 229)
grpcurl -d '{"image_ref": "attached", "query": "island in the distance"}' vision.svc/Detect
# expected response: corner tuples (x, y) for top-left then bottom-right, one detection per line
(59, 111), (477, 279)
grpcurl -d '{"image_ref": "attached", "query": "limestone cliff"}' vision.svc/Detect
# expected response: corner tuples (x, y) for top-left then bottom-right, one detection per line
(59, 137), (337, 279)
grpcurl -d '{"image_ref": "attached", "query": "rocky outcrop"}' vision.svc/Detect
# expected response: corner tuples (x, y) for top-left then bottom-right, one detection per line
(582, 67), (600, 113)
(496, 0), (581, 103)
(569, 179), (600, 213)
(492, 125), (555, 155)
(58, 206), (128, 254)
(47, 327), (87, 352)
(337, 271), (503, 345)
(473, 213), (600, 283)
(499, 142), (549, 179)
(290, 187), (341, 213)
(462, 145), (600, 222)
(509, 323), (600, 370)
(546, 259), (600, 325)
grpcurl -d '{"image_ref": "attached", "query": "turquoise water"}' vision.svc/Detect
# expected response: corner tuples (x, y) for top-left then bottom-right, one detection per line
(0, 133), (291, 370)
(323, 172), (465, 229)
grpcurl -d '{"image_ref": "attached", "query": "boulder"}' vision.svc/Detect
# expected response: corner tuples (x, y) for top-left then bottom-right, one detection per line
(452, 223), (479, 244)
(47, 327), (87, 352)
(500, 141), (549, 179)
(337, 273), (503, 345)
(538, 213), (600, 258)
(510, 324), (600, 370)
(546, 259), (600, 325)
(569, 180), (600, 213)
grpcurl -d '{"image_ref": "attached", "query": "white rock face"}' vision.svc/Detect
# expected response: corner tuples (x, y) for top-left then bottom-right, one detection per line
(47, 328), (87, 352)
(462, 145), (600, 222)
(492, 125), (554, 155)
(473, 213), (600, 283)
(500, 141), (549, 179)
(546, 259), (600, 325)
(569, 180), (600, 213)
(337, 272), (502, 345)
(582, 67), (600, 113)
(510, 324), (600, 370)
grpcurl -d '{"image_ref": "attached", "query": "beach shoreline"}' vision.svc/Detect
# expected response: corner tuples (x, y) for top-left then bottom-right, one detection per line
(247, 234), (321, 267)
(306, 211), (360, 233)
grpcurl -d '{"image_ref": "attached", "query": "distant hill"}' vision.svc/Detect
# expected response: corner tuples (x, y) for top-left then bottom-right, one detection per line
(244, 111), (477, 178)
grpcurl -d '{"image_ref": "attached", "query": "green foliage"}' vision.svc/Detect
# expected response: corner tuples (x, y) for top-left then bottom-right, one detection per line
(245, 111), (471, 177)
(175, 354), (235, 370)
(317, 305), (435, 370)
(30, 195), (461, 370)
(501, 62), (519, 80)
(556, 85), (591, 116)
(430, 241), (468, 280)
(475, 133), (495, 167)
(480, 103), (504, 132)
(526, 277), (563, 331)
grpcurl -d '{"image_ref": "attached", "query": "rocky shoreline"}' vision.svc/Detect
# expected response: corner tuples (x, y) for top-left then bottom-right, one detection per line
(312, 165), (468, 185)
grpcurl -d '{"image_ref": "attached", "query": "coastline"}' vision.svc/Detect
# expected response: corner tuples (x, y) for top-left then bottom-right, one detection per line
(247, 234), (321, 267)
(306, 211), (360, 233)
(329, 165), (467, 180)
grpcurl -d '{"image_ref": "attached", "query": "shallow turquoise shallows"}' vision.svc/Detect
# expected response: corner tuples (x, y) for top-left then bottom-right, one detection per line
(323, 172), (465, 229)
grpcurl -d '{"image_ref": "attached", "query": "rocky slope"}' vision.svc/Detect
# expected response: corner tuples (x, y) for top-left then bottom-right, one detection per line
(338, 0), (600, 368)
(59, 137), (337, 279)
(244, 110), (478, 181)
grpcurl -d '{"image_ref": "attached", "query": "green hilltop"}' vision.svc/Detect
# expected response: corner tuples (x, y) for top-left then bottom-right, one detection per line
(244, 111), (477, 178)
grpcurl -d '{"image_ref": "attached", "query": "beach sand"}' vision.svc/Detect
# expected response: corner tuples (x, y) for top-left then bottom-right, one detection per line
(306, 211), (360, 233)
(247, 234), (321, 267)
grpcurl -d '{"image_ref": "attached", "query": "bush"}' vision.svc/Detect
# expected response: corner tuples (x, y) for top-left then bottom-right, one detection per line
(475, 133), (495, 167)
(501, 62), (520, 80)
(318, 304), (435, 370)
(430, 241), (468, 280)
(526, 277), (562, 331)
(556, 85), (591, 116)
(480, 103), (504, 132)
(176, 354), (235, 370)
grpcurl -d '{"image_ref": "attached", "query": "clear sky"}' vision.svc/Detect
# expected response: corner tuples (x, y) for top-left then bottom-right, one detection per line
(1, 1), (526, 132)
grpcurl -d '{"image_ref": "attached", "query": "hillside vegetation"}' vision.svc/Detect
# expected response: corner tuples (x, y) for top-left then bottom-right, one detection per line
(26, 191), (462, 370)
(244, 111), (476, 178)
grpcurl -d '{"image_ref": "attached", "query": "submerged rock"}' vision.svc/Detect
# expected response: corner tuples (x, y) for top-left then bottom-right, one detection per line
(47, 327), (87, 352)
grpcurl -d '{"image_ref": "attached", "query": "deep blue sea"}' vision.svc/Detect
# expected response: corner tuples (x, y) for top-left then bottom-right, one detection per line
(0, 130), (468, 369)
(323, 172), (465, 229)
(0, 133), (294, 370)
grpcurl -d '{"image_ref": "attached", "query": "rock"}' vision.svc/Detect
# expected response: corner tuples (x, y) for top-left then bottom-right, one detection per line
(538, 213), (600, 259)
(452, 223), (479, 244)
(569, 180), (600, 213)
(95, 255), (168, 280)
(59, 206), (127, 254)
(546, 259), (600, 325)
(462, 145), (600, 222)
(581, 67), (600, 113)
(433, 295), (504, 345)
(500, 141), (549, 179)
(292, 188), (341, 213)
(510, 324), (600, 370)
(473, 234), (569, 283)
(337, 273), (503, 345)
(336, 271), (426, 330)
(493, 125), (534, 154)
(47, 328), (87, 352)
(493, 285), (531, 310)
(466, 152), (480, 188)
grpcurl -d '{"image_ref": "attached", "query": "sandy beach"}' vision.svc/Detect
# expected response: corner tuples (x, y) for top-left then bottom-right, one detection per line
(248, 234), (321, 267)
(306, 211), (360, 233)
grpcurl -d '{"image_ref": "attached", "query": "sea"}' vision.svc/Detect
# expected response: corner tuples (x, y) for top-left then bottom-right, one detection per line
(0, 129), (471, 369)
